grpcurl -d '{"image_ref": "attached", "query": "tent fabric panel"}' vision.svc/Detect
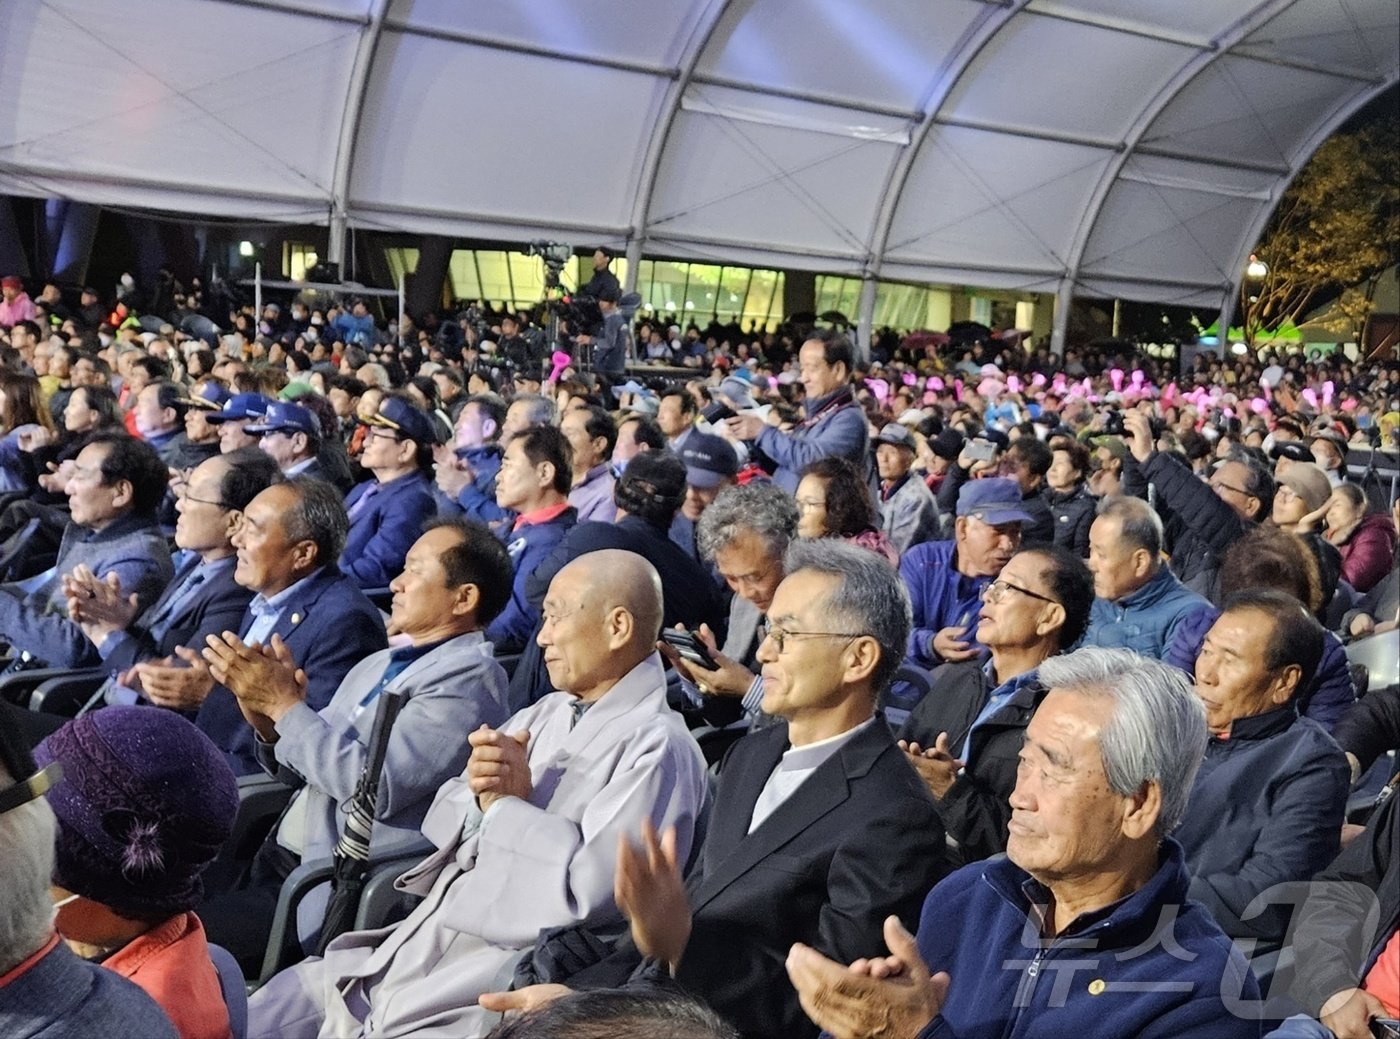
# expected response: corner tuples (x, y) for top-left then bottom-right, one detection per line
(1241, 0), (1400, 78)
(938, 12), (1194, 141)
(694, 0), (987, 113)
(348, 30), (666, 230)
(878, 259), (1063, 295)
(1078, 175), (1264, 287)
(0, 0), (353, 203)
(884, 125), (1113, 271)
(1023, 0), (1244, 41)
(1141, 54), (1369, 168)
(383, 0), (698, 67)
(1074, 275), (1225, 308)
(644, 98), (901, 258)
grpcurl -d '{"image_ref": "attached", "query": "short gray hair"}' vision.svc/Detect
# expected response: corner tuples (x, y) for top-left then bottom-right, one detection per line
(1036, 647), (1206, 837)
(511, 392), (558, 428)
(0, 764), (58, 973)
(697, 483), (798, 563)
(782, 539), (912, 697)
(1095, 495), (1164, 559)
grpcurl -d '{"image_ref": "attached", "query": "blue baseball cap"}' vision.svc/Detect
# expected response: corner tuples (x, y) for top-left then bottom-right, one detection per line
(956, 478), (1034, 526)
(244, 401), (320, 438)
(205, 393), (272, 424)
(362, 396), (438, 446)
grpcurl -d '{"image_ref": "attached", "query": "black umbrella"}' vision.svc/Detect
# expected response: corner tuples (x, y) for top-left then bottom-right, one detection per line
(315, 690), (406, 954)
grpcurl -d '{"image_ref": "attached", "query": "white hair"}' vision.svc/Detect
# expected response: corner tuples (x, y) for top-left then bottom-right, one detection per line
(1037, 647), (1207, 837)
(0, 764), (58, 973)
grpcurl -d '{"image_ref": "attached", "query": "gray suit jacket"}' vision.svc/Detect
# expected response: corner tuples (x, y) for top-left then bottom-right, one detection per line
(256, 630), (509, 942)
(879, 475), (941, 555)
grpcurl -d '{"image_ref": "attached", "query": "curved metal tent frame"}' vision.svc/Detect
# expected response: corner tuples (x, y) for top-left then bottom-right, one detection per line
(0, 0), (1394, 346)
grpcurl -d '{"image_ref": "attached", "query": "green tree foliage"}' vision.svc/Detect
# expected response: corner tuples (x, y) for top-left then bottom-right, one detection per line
(1241, 105), (1400, 345)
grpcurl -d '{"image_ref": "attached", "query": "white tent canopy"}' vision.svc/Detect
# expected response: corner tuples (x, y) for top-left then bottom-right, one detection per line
(0, 0), (1395, 342)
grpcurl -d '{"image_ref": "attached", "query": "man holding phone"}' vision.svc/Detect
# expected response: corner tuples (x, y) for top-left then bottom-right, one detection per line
(899, 479), (1031, 671)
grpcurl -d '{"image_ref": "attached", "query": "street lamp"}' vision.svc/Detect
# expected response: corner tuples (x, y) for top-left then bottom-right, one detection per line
(1246, 255), (1268, 280)
(1241, 254), (1269, 347)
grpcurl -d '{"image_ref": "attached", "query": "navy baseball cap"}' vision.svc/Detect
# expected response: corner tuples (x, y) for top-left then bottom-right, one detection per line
(205, 393), (272, 424)
(680, 432), (739, 489)
(177, 382), (231, 411)
(244, 401), (319, 438)
(363, 396), (438, 445)
(956, 478), (1034, 526)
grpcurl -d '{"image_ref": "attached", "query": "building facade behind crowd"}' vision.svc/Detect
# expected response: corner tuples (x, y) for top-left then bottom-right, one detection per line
(0, 267), (1397, 1039)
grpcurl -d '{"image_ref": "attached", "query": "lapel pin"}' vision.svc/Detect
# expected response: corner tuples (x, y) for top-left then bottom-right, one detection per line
(1088, 979), (1106, 996)
(290, 612), (302, 625)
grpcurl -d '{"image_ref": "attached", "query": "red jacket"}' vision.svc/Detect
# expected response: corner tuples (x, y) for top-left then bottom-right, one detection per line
(102, 912), (231, 1039)
(1335, 512), (1397, 594)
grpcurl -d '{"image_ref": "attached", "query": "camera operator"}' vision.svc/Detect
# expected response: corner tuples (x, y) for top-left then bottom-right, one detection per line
(581, 247), (620, 300)
(497, 313), (543, 378)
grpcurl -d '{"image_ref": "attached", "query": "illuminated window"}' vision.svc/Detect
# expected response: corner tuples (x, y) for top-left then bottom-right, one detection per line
(283, 242), (320, 281)
(383, 248), (419, 287)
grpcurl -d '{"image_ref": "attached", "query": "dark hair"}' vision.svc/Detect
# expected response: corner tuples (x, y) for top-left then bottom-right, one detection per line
(281, 476), (349, 566)
(286, 350), (312, 374)
(86, 431), (169, 516)
(1220, 588), (1325, 695)
(1009, 436), (1052, 478)
(804, 328), (854, 375)
(573, 405), (618, 458)
(614, 450), (687, 528)
(800, 455), (878, 537)
(130, 355), (170, 382)
(1179, 429), (1210, 461)
(0, 371), (54, 432)
(1052, 438), (1091, 479)
(72, 384), (121, 429)
(341, 345), (370, 371)
(486, 988), (737, 1039)
(150, 380), (191, 420)
(464, 393), (507, 435)
(73, 352), (111, 380)
(512, 426), (572, 495)
(409, 375), (441, 410)
(1223, 451), (1276, 521)
(327, 373), (367, 399)
(618, 413), (665, 451)
(423, 517), (514, 626)
(1219, 525), (1323, 616)
(659, 388), (697, 417)
(433, 366), (464, 390)
(1019, 544), (1095, 650)
(188, 348), (216, 377)
(217, 448), (283, 511)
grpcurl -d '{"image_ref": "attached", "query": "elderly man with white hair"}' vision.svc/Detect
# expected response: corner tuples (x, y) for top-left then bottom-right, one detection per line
(787, 647), (1261, 1039)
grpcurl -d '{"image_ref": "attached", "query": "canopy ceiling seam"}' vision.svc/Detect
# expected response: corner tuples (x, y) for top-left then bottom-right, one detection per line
(201, 0), (368, 26)
(327, 0), (391, 268)
(25, 0), (339, 193)
(862, 0), (1034, 287)
(1055, 0), (1300, 337)
(378, 19), (676, 79)
(625, 0), (737, 272)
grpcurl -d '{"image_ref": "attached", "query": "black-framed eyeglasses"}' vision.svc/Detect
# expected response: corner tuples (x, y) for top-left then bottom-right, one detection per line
(763, 626), (866, 653)
(180, 490), (233, 510)
(982, 578), (1059, 606)
(1210, 480), (1251, 498)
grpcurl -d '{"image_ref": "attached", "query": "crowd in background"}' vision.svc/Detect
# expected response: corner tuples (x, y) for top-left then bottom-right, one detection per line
(0, 262), (1397, 1039)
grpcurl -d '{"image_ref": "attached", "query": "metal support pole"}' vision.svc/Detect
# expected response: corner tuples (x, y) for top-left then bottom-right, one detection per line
(1050, 278), (1073, 357)
(398, 272), (405, 348)
(855, 276), (877, 364)
(254, 262), (262, 326)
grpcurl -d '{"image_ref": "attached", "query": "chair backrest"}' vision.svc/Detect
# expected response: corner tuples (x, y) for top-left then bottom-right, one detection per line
(207, 943), (248, 1039)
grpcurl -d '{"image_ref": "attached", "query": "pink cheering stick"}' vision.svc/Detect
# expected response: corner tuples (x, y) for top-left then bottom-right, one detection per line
(548, 350), (571, 384)
(1109, 368), (1124, 392)
(1322, 380), (1335, 407)
(1249, 398), (1269, 415)
(953, 379), (965, 402)
(865, 379), (889, 403)
(1006, 374), (1022, 394)
(1031, 373), (1046, 389)
(1301, 388), (1319, 410)
(902, 372), (918, 387)
(927, 376), (945, 392)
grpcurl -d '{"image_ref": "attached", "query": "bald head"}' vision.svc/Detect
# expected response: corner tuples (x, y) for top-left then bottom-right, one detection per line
(539, 550), (665, 701)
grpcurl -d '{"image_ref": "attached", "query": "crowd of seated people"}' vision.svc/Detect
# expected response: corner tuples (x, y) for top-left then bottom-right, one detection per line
(0, 268), (1397, 1039)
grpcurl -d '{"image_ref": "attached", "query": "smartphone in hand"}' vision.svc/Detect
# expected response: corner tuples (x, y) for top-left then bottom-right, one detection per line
(661, 629), (719, 671)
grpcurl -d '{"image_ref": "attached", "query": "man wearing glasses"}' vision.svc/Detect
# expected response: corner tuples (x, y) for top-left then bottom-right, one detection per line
(899, 544), (1094, 864)
(485, 540), (948, 1039)
(1121, 409), (1273, 595)
(59, 449), (281, 717)
(245, 400), (326, 479)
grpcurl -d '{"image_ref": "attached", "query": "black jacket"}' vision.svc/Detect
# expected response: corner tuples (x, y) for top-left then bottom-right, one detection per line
(899, 660), (1044, 862)
(1124, 450), (1250, 588)
(566, 719), (949, 1039)
(1289, 789), (1400, 1016)
(1333, 685), (1400, 776)
(1047, 482), (1095, 557)
(1173, 705), (1351, 944)
(508, 515), (727, 708)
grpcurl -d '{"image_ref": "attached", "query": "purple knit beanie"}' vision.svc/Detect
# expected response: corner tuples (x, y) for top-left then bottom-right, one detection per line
(35, 706), (239, 921)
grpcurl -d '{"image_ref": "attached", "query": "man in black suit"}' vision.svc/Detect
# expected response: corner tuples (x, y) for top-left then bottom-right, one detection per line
(484, 540), (948, 1038)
